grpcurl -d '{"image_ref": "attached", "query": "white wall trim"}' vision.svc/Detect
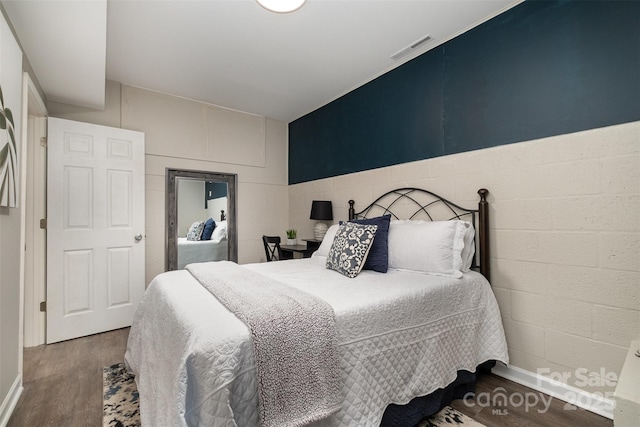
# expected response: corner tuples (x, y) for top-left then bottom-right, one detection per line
(0, 374), (23, 427)
(21, 72), (48, 348)
(492, 363), (615, 420)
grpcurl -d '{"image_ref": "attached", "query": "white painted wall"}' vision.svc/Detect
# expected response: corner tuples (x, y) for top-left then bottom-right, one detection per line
(289, 121), (640, 400)
(175, 181), (227, 236)
(208, 197), (227, 223)
(0, 9), (23, 424)
(177, 179), (206, 238)
(48, 81), (290, 284)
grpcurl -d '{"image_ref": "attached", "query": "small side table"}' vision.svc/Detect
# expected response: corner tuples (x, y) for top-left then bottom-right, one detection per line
(281, 239), (322, 259)
(302, 238), (322, 252)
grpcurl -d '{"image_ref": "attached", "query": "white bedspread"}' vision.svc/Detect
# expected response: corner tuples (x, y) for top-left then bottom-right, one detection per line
(186, 261), (341, 427)
(177, 237), (228, 269)
(125, 257), (508, 427)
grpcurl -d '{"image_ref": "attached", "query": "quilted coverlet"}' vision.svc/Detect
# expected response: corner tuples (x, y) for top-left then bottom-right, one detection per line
(186, 261), (341, 427)
(125, 257), (508, 427)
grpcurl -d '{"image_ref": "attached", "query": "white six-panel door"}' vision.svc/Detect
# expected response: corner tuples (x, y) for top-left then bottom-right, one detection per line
(46, 118), (145, 343)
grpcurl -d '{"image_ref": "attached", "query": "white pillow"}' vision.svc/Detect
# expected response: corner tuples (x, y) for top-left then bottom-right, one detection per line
(210, 221), (227, 241)
(387, 220), (468, 278)
(311, 224), (339, 258)
(460, 221), (476, 272)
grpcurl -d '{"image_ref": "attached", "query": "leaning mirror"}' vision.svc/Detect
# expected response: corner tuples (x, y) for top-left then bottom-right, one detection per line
(166, 168), (238, 270)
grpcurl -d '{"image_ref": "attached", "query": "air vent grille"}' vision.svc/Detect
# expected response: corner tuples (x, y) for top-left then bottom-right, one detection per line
(390, 34), (432, 60)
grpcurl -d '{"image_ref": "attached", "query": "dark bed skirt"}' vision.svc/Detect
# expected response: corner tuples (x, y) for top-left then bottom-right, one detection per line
(380, 360), (496, 427)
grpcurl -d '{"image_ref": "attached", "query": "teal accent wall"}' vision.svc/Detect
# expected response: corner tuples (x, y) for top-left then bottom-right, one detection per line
(289, 0), (640, 184)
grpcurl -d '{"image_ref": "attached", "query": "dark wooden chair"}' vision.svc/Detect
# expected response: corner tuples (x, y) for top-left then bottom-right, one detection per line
(262, 235), (285, 261)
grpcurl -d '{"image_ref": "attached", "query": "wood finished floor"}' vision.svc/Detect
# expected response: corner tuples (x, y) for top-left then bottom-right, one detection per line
(8, 328), (613, 427)
(8, 328), (129, 427)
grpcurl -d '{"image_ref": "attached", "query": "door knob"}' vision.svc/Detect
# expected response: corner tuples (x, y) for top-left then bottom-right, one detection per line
(134, 234), (143, 242)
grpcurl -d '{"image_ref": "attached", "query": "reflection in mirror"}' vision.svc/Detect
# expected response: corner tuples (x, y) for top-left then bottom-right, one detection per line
(176, 179), (228, 268)
(167, 169), (237, 270)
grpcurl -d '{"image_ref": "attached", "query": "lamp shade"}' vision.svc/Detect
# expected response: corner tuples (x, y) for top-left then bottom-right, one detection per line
(310, 200), (333, 221)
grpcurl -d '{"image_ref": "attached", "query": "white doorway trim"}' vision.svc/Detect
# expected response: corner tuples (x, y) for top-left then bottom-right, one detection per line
(19, 72), (48, 352)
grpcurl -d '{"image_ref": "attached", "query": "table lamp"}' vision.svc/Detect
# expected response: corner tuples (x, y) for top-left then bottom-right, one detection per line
(310, 200), (333, 240)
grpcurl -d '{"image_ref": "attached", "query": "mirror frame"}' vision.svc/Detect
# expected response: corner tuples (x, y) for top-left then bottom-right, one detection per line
(166, 168), (238, 270)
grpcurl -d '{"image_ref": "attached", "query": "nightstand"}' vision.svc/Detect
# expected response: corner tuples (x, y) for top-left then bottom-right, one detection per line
(281, 239), (322, 259)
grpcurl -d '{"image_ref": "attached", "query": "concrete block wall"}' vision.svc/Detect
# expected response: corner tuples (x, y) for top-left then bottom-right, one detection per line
(288, 120), (640, 398)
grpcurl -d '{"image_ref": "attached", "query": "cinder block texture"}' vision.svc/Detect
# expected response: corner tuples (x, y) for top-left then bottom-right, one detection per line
(289, 121), (640, 397)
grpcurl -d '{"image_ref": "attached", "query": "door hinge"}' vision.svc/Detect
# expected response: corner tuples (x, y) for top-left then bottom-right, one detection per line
(40, 301), (46, 312)
(40, 137), (47, 147)
(40, 218), (47, 229)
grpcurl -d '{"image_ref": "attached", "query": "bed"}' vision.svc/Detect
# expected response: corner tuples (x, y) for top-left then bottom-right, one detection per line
(126, 188), (508, 427)
(177, 221), (228, 269)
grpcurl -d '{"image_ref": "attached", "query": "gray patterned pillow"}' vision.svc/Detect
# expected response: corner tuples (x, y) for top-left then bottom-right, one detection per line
(326, 222), (378, 278)
(186, 221), (205, 241)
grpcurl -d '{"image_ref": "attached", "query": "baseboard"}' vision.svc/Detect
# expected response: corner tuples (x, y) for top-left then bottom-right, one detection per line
(0, 373), (23, 427)
(492, 363), (614, 420)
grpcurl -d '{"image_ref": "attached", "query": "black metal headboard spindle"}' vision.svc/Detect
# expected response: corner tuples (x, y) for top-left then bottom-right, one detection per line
(348, 188), (490, 281)
(477, 188), (490, 282)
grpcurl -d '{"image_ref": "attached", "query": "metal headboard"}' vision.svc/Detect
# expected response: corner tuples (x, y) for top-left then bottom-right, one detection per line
(348, 188), (490, 281)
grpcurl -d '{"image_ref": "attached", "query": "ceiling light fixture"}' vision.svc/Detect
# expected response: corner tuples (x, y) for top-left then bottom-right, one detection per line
(256, 0), (307, 13)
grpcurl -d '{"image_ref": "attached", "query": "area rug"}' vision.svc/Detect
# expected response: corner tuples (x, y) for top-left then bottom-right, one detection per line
(103, 362), (484, 427)
(103, 363), (140, 427)
(416, 406), (486, 426)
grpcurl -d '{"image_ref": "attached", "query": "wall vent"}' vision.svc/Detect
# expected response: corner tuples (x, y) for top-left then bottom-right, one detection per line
(390, 34), (432, 60)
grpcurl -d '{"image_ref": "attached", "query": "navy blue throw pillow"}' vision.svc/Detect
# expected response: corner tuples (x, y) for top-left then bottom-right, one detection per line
(201, 218), (216, 240)
(350, 214), (391, 273)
